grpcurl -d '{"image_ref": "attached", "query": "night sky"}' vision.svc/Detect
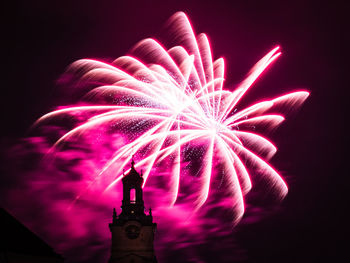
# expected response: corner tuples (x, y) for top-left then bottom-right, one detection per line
(2, 0), (347, 262)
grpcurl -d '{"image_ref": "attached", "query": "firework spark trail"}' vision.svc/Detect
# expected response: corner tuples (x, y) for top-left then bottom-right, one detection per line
(36, 11), (309, 221)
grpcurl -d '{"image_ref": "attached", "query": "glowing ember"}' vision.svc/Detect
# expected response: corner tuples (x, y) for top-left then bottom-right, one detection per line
(35, 12), (309, 222)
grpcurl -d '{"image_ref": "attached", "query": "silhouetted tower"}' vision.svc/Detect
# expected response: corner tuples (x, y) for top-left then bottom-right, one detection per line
(108, 158), (157, 263)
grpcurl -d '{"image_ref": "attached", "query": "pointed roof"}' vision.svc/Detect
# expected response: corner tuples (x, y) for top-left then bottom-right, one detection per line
(0, 207), (63, 259)
(122, 157), (143, 185)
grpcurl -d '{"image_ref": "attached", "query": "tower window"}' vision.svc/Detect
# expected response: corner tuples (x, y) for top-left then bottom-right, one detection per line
(130, 188), (136, 203)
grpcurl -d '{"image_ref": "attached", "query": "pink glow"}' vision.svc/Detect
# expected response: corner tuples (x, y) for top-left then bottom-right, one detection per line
(15, 11), (310, 262)
(33, 12), (309, 222)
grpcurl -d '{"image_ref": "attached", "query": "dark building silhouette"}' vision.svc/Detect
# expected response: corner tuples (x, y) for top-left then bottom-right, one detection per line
(0, 208), (63, 263)
(108, 158), (157, 263)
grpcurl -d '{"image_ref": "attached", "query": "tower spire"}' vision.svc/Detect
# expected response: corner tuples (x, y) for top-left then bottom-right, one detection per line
(131, 154), (135, 168)
(112, 208), (117, 224)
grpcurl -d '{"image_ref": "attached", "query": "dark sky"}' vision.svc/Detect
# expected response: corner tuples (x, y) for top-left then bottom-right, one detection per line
(2, 0), (347, 262)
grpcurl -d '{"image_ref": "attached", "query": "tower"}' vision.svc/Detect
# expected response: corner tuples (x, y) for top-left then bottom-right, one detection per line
(108, 158), (157, 263)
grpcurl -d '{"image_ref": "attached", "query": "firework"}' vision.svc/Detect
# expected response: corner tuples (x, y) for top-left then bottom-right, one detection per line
(35, 12), (309, 221)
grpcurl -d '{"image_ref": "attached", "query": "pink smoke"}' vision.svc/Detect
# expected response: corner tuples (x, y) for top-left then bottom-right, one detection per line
(0, 11), (309, 263)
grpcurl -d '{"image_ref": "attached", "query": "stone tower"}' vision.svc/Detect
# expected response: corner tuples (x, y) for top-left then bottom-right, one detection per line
(108, 158), (157, 263)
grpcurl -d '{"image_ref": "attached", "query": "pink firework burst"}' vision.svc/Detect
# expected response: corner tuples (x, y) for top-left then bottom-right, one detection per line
(35, 12), (309, 221)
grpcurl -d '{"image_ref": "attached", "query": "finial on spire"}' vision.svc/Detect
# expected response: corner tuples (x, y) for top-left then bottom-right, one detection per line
(131, 155), (135, 168)
(113, 208), (117, 223)
(149, 207), (152, 216)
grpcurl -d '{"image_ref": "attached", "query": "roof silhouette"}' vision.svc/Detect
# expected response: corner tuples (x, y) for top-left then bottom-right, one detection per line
(0, 207), (62, 259)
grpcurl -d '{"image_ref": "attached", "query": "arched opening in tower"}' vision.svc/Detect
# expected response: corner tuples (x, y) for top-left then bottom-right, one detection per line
(130, 188), (136, 203)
